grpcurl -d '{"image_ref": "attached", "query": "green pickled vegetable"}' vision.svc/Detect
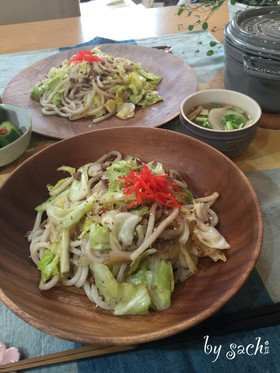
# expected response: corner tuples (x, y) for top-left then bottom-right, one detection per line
(0, 120), (23, 148)
(0, 105), (8, 123)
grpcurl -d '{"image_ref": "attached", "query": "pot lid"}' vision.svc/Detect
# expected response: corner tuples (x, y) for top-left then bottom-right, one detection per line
(224, 6), (280, 59)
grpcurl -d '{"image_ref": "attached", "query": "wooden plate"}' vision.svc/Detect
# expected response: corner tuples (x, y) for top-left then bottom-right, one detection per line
(0, 127), (263, 345)
(2, 44), (197, 139)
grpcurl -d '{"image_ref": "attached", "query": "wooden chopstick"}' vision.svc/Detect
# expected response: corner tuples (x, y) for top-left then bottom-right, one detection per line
(0, 343), (137, 372)
(1, 302), (279, 372)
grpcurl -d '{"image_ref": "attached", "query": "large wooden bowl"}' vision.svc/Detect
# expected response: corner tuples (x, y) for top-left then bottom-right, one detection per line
(0, 127), (263, 345)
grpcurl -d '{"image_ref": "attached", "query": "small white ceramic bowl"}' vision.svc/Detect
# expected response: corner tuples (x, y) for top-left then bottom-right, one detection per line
(0, 104), (32, 167)
(179, 89), (262, 159)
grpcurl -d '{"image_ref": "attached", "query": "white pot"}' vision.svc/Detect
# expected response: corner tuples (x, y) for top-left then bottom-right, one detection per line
(228, 0), (259, 20)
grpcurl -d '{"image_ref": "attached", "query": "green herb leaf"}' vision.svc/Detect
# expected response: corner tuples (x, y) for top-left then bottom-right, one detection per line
(210, 41), (217, 47)
(202, 22), (208, 30)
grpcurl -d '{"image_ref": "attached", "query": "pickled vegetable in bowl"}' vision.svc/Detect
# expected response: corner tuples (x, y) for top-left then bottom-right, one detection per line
(0, 105), (23, 148)
(0, 103), (32, 167)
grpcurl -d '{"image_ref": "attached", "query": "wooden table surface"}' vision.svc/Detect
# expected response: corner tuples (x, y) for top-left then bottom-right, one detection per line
(0, 3), (227, 54)
(0, 2), (279, 185)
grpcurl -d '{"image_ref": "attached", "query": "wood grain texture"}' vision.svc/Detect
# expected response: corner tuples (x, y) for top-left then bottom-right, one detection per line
(0, 4), (228, 54)
(2, 44), (197, 139)
(0, 127), (263, 345)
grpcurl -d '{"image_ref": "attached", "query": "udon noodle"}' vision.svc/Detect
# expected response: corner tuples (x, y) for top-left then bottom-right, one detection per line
(30, 47), (163, 124)
(27, 151), (230, 315)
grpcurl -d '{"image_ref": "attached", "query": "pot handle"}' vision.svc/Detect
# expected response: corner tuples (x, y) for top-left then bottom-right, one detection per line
(243, 56), (280, 81)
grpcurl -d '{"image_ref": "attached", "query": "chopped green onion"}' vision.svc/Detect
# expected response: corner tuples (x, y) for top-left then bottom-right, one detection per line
(196, 116), (208, 122)
(222, 114), (247, 131)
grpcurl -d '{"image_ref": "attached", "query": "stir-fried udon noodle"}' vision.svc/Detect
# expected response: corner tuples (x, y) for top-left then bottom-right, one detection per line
(27, 151), (230, 315)
(30, 47), (163, 124)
